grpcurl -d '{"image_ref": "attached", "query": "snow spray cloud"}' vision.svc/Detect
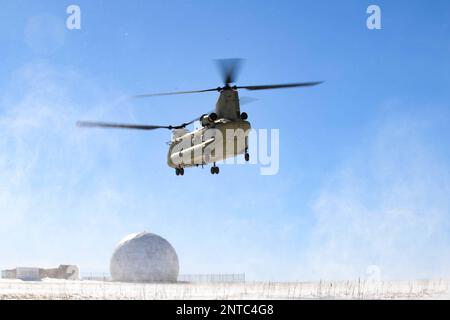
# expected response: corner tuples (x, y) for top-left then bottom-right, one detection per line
(0, 62), (141, 269)
(300, 107), (450, 281)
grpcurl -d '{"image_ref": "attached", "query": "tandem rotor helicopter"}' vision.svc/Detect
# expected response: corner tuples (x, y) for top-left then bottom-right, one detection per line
(77, 59), (323, 176)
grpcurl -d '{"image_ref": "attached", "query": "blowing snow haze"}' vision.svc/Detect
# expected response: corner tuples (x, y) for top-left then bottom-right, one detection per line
(0, 1), (449, 282)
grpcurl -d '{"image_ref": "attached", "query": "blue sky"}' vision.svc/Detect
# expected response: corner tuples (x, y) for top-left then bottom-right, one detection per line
(0, 0), (449, 281)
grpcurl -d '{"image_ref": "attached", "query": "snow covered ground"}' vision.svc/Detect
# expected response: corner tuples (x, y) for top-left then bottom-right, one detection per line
(0, 278), (449, 300)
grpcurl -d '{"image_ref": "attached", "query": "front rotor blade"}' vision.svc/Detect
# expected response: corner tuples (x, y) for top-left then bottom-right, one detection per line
(239, 96), (259, 105)
(77, 121), (170, 130)
(236, 81), (323, 91)
(133, 87), (220, 98)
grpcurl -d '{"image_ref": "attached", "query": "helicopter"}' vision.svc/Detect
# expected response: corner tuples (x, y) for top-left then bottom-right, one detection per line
(77, 59), (323, 176)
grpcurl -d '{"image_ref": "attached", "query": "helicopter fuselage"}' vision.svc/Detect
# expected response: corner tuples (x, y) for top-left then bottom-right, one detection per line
(167, 89), (251, 170)
(167, 118), (251, 169)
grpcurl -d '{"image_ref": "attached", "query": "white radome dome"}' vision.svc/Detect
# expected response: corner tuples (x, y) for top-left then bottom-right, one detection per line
(110, 232), (179, 282)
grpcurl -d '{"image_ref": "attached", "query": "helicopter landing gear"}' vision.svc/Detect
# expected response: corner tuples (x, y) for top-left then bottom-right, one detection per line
(210, 164), (220, 175)
(175, 167), (184, 176)
(245, 148), (250, 162)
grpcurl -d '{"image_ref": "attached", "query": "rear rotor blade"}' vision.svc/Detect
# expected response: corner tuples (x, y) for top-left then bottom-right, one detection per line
(236, 81), (323, 91)
(77, 121), (171, 130)
(176, 116), (202, 129)
(133, 87), (220, 98)
(77, 112), (207, 131)
(216, 58), (243, 85)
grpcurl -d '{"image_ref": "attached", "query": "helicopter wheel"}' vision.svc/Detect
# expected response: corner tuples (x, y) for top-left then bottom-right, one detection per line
(175, 168), (179, 176)
(245, 153), (250, 162)
(180, 168), (184, 176)
(210, 166), (219, 175)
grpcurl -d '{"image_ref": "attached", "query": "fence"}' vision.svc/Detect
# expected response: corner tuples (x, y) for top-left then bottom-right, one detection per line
(81, 273), (111, 281)
(178, 273), (245, 283)
(80, 272), (245, 283)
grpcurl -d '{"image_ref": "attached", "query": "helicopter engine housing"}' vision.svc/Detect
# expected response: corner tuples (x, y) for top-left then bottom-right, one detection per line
(200, 113), (218, 127)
